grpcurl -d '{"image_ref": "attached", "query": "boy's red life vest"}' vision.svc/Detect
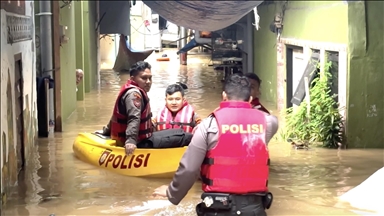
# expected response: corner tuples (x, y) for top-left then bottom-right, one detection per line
(156, 101), (195, 133)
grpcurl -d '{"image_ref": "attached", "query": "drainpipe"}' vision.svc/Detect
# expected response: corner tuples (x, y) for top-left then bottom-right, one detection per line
(180, 27), (186, 48)
(246, 12), (254, 73)
(177, 26), (180, 49)
(179, 27), (187, 65)
(96, 1), (101, 86)
(38, 1), (55, 135)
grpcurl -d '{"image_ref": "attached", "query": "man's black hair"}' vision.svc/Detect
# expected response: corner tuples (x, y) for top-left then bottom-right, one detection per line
(165, 84), (185, 97)
(244, 72), (262, 84)
(224, 74), (251, 101)
(129, 61), (151, 77)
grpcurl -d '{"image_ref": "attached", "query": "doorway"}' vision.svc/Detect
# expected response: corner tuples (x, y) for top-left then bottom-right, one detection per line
(14, 53), (25, 172)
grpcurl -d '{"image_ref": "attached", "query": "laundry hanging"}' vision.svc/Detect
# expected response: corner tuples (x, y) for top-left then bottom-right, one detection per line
(142, 1), (264, 31)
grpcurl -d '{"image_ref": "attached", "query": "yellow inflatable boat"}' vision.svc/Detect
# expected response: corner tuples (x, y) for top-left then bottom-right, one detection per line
(73, 133), (187, 178)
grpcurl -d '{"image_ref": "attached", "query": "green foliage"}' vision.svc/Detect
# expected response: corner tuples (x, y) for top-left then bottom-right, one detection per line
(284, 58), (344, 148)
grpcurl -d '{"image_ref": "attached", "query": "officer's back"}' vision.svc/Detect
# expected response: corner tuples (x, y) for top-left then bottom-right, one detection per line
(153, 74), (278, 216)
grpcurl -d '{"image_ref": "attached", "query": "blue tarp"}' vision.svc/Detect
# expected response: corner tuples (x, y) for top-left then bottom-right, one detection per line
(142, 1), (263, 31)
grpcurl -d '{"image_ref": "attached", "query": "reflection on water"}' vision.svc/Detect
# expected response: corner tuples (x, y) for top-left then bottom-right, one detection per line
(2, 51), (383, 215)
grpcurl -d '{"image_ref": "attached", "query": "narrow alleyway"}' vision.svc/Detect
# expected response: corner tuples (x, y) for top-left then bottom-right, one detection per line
(2, 53), (383, 215)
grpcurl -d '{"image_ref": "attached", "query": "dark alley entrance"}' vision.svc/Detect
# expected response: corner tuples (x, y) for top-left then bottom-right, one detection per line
(14, 53), (25, 172)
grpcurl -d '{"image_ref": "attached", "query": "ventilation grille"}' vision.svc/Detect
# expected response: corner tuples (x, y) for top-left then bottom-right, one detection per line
(6, 15), (33, 44)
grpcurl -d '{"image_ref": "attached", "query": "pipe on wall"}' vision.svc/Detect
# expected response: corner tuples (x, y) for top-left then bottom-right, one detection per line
(38, 1), (55, 135)
(180, 26), (186, 48)
(246, 12), (254, 73)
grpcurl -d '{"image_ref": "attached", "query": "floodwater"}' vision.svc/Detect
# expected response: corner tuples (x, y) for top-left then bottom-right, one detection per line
(2, 50), (384, 216)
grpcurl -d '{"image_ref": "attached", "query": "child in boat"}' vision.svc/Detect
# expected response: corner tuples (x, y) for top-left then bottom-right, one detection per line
(152, 84), (201, 133)
(243, 72), (270, 114)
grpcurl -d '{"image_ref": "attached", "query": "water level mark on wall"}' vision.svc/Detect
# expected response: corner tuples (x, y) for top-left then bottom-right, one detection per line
(366, 104), (377, 118)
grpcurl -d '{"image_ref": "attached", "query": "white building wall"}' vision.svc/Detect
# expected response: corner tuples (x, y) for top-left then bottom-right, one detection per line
(0, 0), (37, 203)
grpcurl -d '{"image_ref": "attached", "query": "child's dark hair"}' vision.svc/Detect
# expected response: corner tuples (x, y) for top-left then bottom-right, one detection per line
(244, 72), (262, 84)
(165, 84), (185, 96)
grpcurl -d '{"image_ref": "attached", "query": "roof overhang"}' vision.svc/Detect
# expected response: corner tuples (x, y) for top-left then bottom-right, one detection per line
(142, 1), (264, 31)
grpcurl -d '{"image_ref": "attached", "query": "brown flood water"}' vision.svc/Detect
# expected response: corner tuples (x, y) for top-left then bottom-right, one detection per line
(2, 51), (384, 216)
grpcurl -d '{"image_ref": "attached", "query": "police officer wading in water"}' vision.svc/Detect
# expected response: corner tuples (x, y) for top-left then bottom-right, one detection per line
(97, 61), (193, 155)
(153, 74), (278, 216)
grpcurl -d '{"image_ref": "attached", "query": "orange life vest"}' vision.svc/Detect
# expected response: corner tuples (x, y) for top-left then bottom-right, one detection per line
(156, 101), (195, 133)
(110, 80), (152, 144)
(201, 101), (269, 194)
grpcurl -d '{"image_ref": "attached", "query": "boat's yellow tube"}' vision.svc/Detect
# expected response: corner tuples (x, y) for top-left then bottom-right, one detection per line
(73, 132), (187, 178)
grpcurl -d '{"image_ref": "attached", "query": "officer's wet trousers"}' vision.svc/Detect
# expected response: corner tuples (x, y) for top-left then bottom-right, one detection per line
(137, 128), (192, 148)
(196, 194), (268, 216)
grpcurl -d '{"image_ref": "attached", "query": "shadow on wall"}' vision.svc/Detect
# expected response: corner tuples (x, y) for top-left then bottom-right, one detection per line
(1, 132), (8, 205)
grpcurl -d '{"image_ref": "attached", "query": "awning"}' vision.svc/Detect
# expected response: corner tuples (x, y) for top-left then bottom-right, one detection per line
(142, 1), (263, 31)
(99, 1), (131, 35)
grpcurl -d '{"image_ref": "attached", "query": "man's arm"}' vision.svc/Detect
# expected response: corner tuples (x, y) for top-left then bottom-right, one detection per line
(151, 118), (158, 131)
(122, 89), (145, 145)
(166, 118), (213, 205)
(192, 112), (202, 126)
(102, 120), (111, 135)
(264, 114), (279, 144)
(256, 104), (270, 114)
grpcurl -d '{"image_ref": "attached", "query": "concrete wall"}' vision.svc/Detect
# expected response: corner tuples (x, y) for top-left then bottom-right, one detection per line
(34, 2), (41, 77)
(254, 1), (384, 148)
(59, 2), (77, 120)
(1, 0), (37, 204)
(75, 1), (85, 100)
(346, 1), (384, 148)
(83, 1), (98, 93)
(254, 1), (348, 107)
(60, 1), (99, 120)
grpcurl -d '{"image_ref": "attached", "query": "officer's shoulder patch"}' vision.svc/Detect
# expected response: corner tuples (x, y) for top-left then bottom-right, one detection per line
(133, 92), (142, 99)
(133, 97), (141, 109)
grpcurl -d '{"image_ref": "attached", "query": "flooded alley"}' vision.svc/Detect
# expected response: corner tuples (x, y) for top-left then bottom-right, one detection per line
(2, 52), (383, 216)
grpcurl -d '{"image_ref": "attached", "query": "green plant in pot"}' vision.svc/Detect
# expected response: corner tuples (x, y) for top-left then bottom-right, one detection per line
(284, 58), (344, 149)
